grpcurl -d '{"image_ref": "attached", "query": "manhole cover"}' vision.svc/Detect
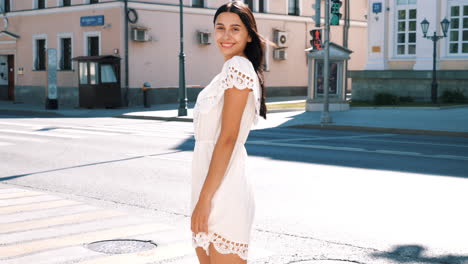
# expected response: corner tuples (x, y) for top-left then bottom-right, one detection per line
(86, 239), (157, 254)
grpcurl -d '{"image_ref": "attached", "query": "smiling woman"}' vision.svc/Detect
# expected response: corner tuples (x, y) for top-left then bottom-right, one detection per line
(189, 1), (273, 264)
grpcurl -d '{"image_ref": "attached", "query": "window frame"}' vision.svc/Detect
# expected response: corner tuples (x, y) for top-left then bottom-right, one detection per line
(191, 0), (204, 8)
(1, 0), (11, 12)
(57, 0), (72, 7)
(83, 31), (101, 57)
(32, 34), (48, 71)
(393, 1), (418, 58)
(447, 3), (468, 56)
(287, 0), (300, 16)
(57, 32), (74, 71)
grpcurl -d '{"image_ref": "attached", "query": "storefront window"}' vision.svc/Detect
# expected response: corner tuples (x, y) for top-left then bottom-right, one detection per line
(79, 62), (88, 84)
(101, 64), (117, 83)
(89, 62), (98, 85)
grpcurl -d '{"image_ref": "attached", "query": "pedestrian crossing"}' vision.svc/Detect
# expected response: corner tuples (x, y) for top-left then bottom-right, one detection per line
(0, 187), (195, 263)
(0, 186), (274, 263)
(0, 120), (195, 148)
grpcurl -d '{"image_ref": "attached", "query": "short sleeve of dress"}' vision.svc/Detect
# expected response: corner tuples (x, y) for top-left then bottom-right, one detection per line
(220, 56), (261, 125)
(221, 56), (256, 92)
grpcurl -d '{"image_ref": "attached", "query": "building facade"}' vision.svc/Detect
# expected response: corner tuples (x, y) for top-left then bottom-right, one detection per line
(351, 0), (468, 102)
(0, 0), (367, 107)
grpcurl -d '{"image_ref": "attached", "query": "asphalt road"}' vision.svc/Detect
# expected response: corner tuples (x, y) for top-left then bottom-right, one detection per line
(1, 113), (467, 264)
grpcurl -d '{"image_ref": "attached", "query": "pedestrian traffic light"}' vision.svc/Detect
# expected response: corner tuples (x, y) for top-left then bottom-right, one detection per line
(310, 29), (322, 50)
(330, 0), (342, 26)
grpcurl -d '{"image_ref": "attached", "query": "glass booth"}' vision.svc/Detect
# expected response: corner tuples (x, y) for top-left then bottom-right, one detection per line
(72, 55), (121, 108)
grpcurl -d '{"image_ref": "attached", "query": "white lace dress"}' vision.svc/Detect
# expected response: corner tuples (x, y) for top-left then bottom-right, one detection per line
(191, 55), (261, 260)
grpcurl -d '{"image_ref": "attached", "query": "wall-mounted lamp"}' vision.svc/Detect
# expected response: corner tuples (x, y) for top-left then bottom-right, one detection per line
(18, 67), (24, 75)
(102, 23), (112, 29)
(113, 48), (119, 55)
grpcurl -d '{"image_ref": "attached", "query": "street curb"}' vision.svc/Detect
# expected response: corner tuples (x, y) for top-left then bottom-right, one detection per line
(0, 109), (64, 117)
(286, 124), (468, 138)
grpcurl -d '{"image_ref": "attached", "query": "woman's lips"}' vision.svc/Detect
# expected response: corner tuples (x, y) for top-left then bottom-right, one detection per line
(221, 43), (234, 48)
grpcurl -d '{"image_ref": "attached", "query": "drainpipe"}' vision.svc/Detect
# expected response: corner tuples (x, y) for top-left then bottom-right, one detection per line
(124, 0), (129, 106)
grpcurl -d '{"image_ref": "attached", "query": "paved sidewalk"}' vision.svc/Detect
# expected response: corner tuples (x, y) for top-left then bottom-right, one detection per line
(1, 99), (467, 137)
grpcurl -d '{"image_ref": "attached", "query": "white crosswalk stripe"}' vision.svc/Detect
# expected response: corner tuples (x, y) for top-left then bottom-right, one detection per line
(0, 120), (193, 147)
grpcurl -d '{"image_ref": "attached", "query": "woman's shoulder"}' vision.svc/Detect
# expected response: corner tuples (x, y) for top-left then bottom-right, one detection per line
(223, 55), (255, 76)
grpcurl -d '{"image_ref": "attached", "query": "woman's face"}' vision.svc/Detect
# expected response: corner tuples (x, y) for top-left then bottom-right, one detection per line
(214, 12), (252, 61)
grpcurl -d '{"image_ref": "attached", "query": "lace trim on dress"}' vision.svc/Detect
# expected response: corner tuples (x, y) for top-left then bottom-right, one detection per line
(192, 232), (249, 260)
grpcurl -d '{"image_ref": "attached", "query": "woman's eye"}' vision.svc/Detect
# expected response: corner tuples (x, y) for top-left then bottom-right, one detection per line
(216, 27), (224, 30)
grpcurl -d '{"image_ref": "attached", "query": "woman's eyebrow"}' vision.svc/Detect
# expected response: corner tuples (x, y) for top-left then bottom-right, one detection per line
(215, 23), (242, 27)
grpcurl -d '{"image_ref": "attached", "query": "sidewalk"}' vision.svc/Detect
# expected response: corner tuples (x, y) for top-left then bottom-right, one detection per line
(1, 98), (467, 137)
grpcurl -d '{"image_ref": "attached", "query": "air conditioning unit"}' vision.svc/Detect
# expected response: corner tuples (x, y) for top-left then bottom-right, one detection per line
(274, 30), (288, 48)
(197, 31), (211, 45)
(131, 27), (150, 42)
(273, 48), (287, 60)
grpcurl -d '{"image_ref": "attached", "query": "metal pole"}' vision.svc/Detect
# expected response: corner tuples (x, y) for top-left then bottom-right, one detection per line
(178, 0), (188, 116)
(321, 0), (332, 123)
(431, 33), (438, 104)
(124, 0), (129, 107)
(343, 0), (350, 100)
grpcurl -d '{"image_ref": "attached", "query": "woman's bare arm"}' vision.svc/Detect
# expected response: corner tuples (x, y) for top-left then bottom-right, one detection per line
(198, 87), (252, 203)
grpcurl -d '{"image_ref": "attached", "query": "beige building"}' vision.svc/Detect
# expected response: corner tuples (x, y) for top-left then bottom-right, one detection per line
(0, 0), (367, 107)
(351, 0), (468, 102)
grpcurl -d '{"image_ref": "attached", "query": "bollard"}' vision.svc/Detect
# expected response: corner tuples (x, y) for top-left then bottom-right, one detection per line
(142, 82), (152, 108)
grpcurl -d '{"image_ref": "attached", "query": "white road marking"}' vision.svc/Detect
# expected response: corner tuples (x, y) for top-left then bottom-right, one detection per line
(350, 137), (468, 148)
(55, 128), (121, 136)
(0, 135), (47, 143)
(0, 141), (13, 146)
(247, 141), (468, 161)
(0, 129), (82, 139)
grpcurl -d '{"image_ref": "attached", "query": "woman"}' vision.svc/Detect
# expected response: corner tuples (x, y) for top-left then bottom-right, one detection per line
(190, 1), (269, 263)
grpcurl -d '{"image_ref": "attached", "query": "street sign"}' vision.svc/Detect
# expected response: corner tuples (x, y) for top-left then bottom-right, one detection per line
(80, 15), (104, 27)
(372, 2), (382, 14)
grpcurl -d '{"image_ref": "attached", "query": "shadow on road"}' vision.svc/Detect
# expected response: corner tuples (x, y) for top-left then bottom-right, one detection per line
(372, 244), (468, 264)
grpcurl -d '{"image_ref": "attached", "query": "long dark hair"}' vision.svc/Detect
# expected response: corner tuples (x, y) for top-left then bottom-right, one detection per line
(213, 1), (269, 120)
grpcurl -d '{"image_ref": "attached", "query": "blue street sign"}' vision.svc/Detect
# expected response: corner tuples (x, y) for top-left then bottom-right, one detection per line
(372, 2), (382, 13)
(80, 15), (104, 27)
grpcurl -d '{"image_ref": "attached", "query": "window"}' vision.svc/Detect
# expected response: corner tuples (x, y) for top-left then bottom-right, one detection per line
(79, 62), (88, 84)
(60, 38), (72, 70)
(63, 0), (71, 6)
(245, 0), (254, 11)
(88, 36), (99, 56)
(101, 64), (117, 83)
(448, 4), (468, 54)
(395, 0), (417, 56)
(2, 0), (10, 12)
(89, 62), (98, 85)
(192, 0), (204, 8)
(38, 0), (46, 9)
(259, 0), (267, 13)
(35, 39), (46, 70)
(90, 0), (99, 3)
(288, 0), (299, 16)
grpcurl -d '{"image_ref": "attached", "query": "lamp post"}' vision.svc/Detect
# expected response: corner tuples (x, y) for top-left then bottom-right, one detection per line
(420, 17), (450, 104)
(178, 0), (188, 116)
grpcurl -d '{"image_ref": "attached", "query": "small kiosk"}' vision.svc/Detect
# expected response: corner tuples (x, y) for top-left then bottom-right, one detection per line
(72, 55), (121, 108)
(305, 42), (352, 111)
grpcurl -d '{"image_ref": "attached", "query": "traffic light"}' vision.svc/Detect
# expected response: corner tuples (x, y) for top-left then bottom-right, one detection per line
(310, 29), (322, 50)
(330, 0), (342, 26)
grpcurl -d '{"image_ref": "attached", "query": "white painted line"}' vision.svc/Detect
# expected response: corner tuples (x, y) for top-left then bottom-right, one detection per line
(0, 121), (42, 128)
(0, 195), (61, 207)
(248, 141), (468, 161)
(0, 246), (104, 264)
(55, 128), (121, 136)
(375, 150), (422, 156)
(0, 134), (47, 143)
(0, 141), (13, 146)
(248, 141), (366, 152)
(350, 137), (468, 149)
(0, 129), (83, 139)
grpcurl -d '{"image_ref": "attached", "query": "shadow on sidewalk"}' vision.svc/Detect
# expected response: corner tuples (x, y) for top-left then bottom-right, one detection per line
(371, 244), (468, 264)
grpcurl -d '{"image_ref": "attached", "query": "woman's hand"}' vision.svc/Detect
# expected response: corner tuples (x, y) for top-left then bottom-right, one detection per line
(191, 198), (212, 234)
